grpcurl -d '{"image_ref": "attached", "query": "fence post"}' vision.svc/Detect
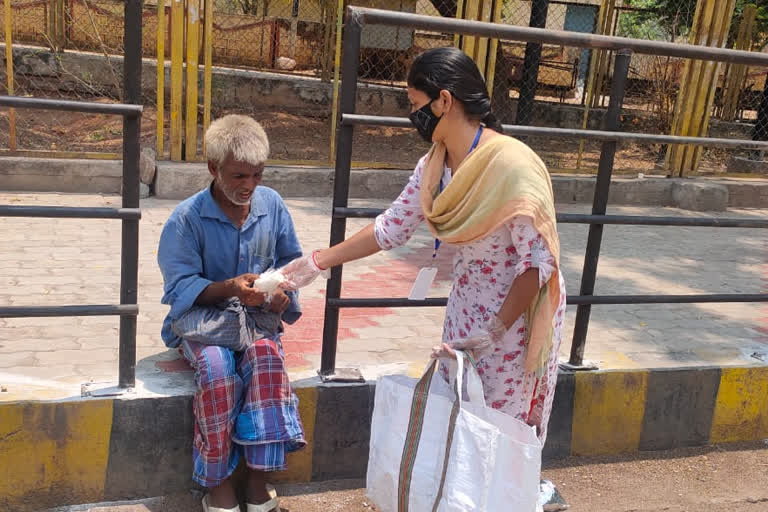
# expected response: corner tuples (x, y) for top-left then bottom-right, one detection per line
(202, 0), (213, 156)
(119, 0), (142, 389)
(568, 49), (631, 368)
(156, 0), (166, 156)
(4, 0), (16, 151)
(515, 0), (549, 127)
(169, 0), (184, 161)
(184, 0), (201, 160)
(328, 0), (344, 164)
(320, 8), (362, 377)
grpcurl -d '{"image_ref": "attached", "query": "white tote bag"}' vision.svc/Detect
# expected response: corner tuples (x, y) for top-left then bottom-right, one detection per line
(367, 351), (542, 512)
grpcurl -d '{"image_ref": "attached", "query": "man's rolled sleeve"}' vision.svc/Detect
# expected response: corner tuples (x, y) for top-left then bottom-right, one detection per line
(275, 198), (303, 325)
(158, 217), (212, 320)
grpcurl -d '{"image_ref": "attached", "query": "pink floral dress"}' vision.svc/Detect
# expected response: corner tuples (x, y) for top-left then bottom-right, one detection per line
(373, 155), (567, 442)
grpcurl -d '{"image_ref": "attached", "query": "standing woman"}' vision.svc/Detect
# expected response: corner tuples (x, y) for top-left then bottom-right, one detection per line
(284, 45), (566, 468)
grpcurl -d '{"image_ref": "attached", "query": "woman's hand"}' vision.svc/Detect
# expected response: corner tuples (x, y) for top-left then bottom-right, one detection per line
(431, 343), (457, 360)
(431, 316), (508, 360)
(281, 251), (330, 289)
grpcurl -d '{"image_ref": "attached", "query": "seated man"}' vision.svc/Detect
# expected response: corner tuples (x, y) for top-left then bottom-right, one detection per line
(157, 114), (304, 512)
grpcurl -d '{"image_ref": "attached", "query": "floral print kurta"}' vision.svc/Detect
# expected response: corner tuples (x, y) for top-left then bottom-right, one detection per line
(373, 155), (567, 442)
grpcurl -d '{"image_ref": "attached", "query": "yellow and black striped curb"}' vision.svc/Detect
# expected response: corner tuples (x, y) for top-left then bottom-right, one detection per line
(2, 365), (767, 510)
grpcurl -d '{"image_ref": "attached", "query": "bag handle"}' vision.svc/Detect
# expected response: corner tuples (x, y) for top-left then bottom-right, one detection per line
(439, 351), (486, 407)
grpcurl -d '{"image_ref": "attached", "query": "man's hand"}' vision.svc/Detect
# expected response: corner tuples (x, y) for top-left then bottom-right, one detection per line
(229, 273), (266, 307)
(268, 288), (291, 313)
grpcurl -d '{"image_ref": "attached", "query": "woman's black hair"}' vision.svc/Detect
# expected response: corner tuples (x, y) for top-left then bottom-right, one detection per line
(407, 46), (503, 132)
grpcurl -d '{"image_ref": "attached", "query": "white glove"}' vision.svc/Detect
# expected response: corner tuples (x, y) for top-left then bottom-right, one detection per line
(281, 251), (330, 289)
(431, 316), (507, 360)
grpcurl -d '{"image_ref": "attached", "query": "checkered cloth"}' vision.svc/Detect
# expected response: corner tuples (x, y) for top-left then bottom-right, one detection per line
(172, 298), (283, 352)
(182, 338), (305, 487)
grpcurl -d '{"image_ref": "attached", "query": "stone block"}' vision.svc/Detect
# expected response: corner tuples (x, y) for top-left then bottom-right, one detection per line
(154, 162), (212, 200)
(609, 178), (673, 206)
(671, 180), (729, 212)
(727, 155), (768, 175)
(139, 147), (157, 185)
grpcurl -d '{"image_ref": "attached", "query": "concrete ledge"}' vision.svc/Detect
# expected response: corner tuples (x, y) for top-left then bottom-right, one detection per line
(0, 156), (123, 194)
(714, 178), (768, 208)
(2, 364), (767, 509)
(3, 157), (768, 210)
(154, 162), (750, 211)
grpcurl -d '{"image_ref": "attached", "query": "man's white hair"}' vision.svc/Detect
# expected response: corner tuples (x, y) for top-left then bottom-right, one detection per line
(205, 114), (270, 168)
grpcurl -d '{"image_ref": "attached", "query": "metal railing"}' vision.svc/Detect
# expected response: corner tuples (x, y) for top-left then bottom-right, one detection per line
(0, 0), (143, 388)
(320, 6), (768, 376)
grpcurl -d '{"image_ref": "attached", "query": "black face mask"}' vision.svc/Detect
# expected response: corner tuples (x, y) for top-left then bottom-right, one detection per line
(408, 100), (442, 143)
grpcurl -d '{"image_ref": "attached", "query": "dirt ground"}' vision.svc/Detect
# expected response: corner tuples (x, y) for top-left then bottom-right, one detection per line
(41, 441), (768, 512)
(0, 103), (741, 175)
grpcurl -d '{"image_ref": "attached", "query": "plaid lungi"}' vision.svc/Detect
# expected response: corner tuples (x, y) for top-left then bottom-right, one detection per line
(182, 338), (306, 487)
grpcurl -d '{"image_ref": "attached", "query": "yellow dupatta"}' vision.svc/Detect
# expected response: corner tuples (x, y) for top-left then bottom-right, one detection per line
(420, 135), (561, 376)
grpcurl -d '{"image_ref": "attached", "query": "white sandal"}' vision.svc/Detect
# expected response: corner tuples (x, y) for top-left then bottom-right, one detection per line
(202, 494), (242, 512)
(246, 484), (279, 512)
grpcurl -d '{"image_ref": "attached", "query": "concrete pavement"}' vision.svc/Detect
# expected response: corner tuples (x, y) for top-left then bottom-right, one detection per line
(1, 191), (767, 401)
(39, 441), (768, 512)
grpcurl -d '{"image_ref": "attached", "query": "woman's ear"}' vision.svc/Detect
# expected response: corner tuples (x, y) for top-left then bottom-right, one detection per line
(436, 89), (453, 115)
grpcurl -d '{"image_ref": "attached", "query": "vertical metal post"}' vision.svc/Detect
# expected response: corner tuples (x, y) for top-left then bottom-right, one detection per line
(184, 0), (201, 160)
(515, 0), (549, 127)
(4, 0), (16, 151)
(202, 0), (213, 156)
(156, 0), (166, 156)
(119, 0), (142, 388)
(569, 49), (631, 367)
(320, 9), (362, 376)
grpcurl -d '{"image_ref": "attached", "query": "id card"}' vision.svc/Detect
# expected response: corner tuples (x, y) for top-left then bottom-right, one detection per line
(409, 267), (438, 300)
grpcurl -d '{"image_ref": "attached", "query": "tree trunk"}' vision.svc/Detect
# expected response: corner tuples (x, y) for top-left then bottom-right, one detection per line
(428, 0), (457, 19)
(492, 43), (516, 123)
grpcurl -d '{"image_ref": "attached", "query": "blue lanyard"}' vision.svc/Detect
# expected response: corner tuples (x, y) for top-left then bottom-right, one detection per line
(432, 126), (483, 259)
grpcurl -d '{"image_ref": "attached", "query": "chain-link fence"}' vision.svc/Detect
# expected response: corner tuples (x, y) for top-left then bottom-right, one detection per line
(1, 0), (337, 161)
(0, 0), (158, 155)
(155, 0), (337, 162)
(350, 0), (768, 176)
(2, 0), (767, 173)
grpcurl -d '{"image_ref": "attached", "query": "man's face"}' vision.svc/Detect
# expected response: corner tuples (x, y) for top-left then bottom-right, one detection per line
(209, 157), (264, 206)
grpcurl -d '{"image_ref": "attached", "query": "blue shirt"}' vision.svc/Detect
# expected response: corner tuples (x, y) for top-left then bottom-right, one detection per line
(157, 185), (303, 348)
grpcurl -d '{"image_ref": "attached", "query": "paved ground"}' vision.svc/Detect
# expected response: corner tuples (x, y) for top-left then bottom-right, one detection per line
(40, 441), (768, 512)
(1, 191), (767, 400)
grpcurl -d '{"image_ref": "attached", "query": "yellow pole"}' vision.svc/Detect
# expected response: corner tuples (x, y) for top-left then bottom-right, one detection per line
(462, 0), (481, 61)
(156, 0), (166, 156)
(577, 0), (610, 169)
(719, 4), (754, 121)
(453, 0), (466, 48)
(474, 0), (493, 76)
(665, 0), (706, 173)
(169, 0), (185, 161)
(690, 0), (737, 172)
(666, 0), (736, 175)
(202, 0), (213, 157)
(485, 0), (504, 96)
(328, 0), (343, 164)
(184, 0), (201, 161)
(675, 0), (714, 173)
(4, 0), (16, 151)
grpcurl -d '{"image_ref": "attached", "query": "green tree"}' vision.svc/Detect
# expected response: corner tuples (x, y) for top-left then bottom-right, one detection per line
(620, 0), (768, 48)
